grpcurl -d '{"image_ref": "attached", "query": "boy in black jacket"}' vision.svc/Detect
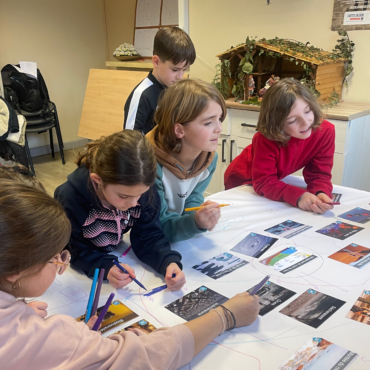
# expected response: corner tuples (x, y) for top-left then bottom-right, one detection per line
(124, 27), (196, 134)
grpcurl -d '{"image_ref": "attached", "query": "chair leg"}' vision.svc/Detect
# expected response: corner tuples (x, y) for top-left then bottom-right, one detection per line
(24, 135), (36, 175)
(49, 129), (54, 158)
(50, 102), (65, 165)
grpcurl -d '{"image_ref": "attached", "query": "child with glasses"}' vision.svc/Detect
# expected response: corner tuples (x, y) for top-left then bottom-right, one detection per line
(0, 179), (260, 369)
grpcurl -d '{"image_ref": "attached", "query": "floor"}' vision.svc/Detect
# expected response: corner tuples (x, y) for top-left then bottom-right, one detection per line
(33, 147), (84, 195)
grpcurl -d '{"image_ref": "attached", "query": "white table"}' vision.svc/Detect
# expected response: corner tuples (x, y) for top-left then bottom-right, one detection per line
(41, 177), (370, 369)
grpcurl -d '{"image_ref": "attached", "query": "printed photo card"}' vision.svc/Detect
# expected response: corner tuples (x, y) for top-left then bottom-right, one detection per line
(76, 300), (138, 334)
(192, 252), (248, 279)
(338, 207), (370, 224)
(165, 286), (228, 321)
(279, 289), (346, 328)
(246, 281), (296, 316)
(316, 221), (363, 240)
(329, 243), (370, 269)
(265, 220), (312, 239)
(231, 232), (278, 258)
(279, 337), (358, 370)
(346, 289), (370, 326)
(114, 319), (157, 335)
(259, 247), (317, 274)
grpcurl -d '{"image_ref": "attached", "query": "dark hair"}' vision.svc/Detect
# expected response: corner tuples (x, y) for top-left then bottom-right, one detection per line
(257, 78), (323, 145)
(154, 79), (226, 153)
(75, 130), (157, 187)
(153, 27), (196, 66)
(0, 180), (71, 296)
(0, 164), (46, 192)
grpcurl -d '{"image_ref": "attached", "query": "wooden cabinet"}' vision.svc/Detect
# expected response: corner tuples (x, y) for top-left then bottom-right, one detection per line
(205, 101), (370, 196)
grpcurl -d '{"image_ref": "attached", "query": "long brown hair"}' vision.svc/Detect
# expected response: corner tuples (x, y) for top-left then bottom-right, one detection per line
(75, 130), (157, 187)
(154, 79), (227, 153)
(257, 78), (323, 145)
(0, 164), (46, 192)
(0, 180), (71, 296)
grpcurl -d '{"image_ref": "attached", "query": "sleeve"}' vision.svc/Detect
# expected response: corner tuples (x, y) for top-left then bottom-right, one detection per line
(28, 312), (194, 370)
(303, 123), (335, 197)
(55, 187), (117, 279)
(154, 156), (218, 243)
(130, 186), (183, 276)
(251, 135), (306, 207)
(124, 92), (152, 133)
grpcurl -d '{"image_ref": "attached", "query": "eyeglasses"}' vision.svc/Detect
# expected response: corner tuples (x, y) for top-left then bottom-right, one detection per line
(48, 250), (71, 275)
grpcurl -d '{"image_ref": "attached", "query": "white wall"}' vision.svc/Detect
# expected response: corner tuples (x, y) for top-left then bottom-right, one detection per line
(0, 0), (107, 149)
(189, 0), (370, 103)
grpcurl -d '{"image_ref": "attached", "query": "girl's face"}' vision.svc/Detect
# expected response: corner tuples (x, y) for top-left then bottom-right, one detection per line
(100, 183), (149, 211)
(7, 253), (63, 298)
(177, 100), (223, 153)
(284, 97), (314, 140)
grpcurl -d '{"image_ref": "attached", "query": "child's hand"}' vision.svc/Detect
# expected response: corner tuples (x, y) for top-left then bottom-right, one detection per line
(316, 193), (335, 211)
(165, 263), (186, 291)
(194, 201), (221, 231)
(107, 263), (135, 289)
(28, 301), (48, 318)
(298, 192), (333, 214)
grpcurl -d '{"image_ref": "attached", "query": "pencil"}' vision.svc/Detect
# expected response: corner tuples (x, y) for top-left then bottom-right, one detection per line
(113, 260), (147, 291)
(91, 268), (105, 316)
(92, 293), (115, 331)
(185, 203), (230, 212)
(250, 275), (270, 296)
(85, 268), (99, 323)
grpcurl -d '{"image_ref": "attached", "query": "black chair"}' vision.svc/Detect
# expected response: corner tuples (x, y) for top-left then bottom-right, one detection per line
(1, 65), (65, 175)
(22, 101), (65, 175)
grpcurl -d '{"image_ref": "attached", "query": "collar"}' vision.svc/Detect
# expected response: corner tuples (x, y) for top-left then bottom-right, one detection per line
(147, 70), (166, 90)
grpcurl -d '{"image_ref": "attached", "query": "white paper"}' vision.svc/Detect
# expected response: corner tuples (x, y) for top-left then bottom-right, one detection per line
(134, 28), (159, 57)
(19, 61), (37, 79)
(161, 0), (178, 26)
(135, 0), (161, 27)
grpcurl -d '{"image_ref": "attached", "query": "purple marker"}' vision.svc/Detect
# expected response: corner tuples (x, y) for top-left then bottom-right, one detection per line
(91, 268), (105, 316)
(92, 293), (115, 331)
(250, 275), (270, 296)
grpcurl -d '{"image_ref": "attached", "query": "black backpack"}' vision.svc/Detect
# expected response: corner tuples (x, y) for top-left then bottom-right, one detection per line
(1, 64), (50, 113)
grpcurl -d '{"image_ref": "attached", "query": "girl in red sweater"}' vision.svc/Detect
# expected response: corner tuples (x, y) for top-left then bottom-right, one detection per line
(224, 78), (335, 214)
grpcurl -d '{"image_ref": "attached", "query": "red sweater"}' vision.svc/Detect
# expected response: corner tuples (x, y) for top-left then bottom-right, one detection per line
(224, 120), (335, 206)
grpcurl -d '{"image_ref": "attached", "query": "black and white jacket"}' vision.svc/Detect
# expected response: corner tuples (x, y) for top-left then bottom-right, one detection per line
(123, 71), (165, 135)
(54, 165), (182, 279)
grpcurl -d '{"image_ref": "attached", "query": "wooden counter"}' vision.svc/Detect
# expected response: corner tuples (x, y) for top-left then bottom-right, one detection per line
(225, 98), (370, 121)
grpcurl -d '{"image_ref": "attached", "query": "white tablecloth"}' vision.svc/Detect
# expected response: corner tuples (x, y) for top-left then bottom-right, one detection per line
(41, 177), (370, 369)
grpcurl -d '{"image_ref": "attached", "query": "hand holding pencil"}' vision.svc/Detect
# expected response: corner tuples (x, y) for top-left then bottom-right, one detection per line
(107, 262), (136, 289)
(193, 200), (223, 232)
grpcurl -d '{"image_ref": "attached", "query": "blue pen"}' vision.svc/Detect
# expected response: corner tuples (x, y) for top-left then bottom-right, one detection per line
(113, 260), (147, 291)
(85, 268), (99, 322)
(250, 275), (270, 296)
(144, 284), (168, 296)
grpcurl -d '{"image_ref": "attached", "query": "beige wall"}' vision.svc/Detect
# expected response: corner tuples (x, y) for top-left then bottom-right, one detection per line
(0, 0), (107, 149)
(105, 0), (136, 61)
(189, 0), (370, 103)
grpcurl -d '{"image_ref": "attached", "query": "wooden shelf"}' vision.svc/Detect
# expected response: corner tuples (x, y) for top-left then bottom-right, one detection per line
(105, 60), (152, 70)
(225, 98), (370, 121)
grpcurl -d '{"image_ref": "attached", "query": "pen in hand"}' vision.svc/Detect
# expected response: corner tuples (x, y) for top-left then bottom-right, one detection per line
(113, 260), (147, 291)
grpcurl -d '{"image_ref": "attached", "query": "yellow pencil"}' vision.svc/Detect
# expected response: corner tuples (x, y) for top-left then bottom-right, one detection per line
(185, 204), (230, 212)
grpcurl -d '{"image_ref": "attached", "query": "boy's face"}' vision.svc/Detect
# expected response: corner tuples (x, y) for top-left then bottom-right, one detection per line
(152, 56), (189, 87)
